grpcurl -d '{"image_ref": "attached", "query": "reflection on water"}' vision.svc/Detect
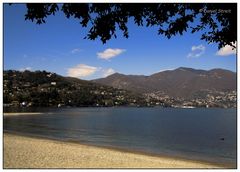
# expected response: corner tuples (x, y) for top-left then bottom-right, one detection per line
(4, 107), (236, 165)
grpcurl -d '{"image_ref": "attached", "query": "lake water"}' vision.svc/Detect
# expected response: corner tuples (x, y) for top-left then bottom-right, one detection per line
(4, 107), (236, 166)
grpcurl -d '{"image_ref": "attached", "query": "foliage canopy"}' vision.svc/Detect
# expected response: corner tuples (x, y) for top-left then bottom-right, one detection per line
(23, 3), (237, 49)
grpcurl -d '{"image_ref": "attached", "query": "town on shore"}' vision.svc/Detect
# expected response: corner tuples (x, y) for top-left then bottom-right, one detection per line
(3, 70), (236, 110)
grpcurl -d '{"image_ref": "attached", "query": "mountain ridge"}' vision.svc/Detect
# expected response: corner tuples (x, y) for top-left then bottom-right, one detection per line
(101, 67), (235, 78)
(3, 70), (155, 108)
(93, 67), (236, 99)
(94, 67), (236, 80)
(3, 68), (236, 108)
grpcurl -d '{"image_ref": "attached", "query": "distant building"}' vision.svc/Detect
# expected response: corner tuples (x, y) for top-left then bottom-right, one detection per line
(51, 82), (57, 85)
(21, 101), (27, 107)
(47, 73), (53, 77)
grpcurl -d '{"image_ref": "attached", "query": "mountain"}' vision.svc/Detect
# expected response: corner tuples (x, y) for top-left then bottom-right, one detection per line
(93, 67), (236, 99)
(3, 70), (155, 108)
(94, 72), (150, 93)
(4, 68), (236, 109)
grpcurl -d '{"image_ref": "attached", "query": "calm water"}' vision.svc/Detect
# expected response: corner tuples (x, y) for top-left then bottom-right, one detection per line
(4, 107), (236, 165)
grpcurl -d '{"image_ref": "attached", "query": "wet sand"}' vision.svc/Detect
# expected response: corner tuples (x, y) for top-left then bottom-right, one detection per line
(3, 133), (232, 169)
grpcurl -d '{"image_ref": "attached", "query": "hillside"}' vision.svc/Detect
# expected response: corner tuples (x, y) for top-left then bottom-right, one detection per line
(3, 68), (236, 108)
(93, 67), (236, 98)
(3, 70), (156, 108)
(93, 67), (236, 108)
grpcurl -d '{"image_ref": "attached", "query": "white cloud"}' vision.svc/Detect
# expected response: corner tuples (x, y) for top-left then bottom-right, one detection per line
(187, 44), (205, 58)
(216, 42), (236, 56)
(20, 67), (32, 71)
(97, 48), (126, 60)
(71, 48), (81, 54)
(156, 68), (175, 73)
(102, 68), (115, 77)
(191, 45), (205, 51)
(67, 64), (99, 78)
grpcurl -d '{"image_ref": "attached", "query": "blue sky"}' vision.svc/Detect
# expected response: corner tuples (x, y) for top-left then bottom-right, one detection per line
(4, 4), (236, 80)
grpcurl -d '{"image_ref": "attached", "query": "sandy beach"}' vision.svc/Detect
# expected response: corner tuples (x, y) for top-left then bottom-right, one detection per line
(4, 112), (48, 116)
(3, 133), (232, 169)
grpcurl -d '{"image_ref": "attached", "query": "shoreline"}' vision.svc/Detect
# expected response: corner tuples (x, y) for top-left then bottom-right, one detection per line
(3, 107), (236, 115)
(4, 112), (44, 116)
(3, 133), (235, 169)
(4, 130), (235, 167)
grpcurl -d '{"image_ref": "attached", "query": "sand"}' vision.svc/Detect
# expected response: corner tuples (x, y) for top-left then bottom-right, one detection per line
(3, 133), (233, 169)
(4, 112), (47, 116)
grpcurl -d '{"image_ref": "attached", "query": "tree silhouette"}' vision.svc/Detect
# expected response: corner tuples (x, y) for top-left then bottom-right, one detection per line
(23, 3), (236, 49)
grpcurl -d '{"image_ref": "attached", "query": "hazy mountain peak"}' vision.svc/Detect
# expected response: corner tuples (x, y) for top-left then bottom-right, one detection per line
(175, 67), (206, 73)
(93, 67), (236, 99)
(208, 68), (235, 73)
(107, 72), (125, 78)
(176, 67), (193, 71)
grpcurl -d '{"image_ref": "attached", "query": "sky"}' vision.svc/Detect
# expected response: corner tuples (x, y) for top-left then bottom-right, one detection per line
(3, 4), (237, 80)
